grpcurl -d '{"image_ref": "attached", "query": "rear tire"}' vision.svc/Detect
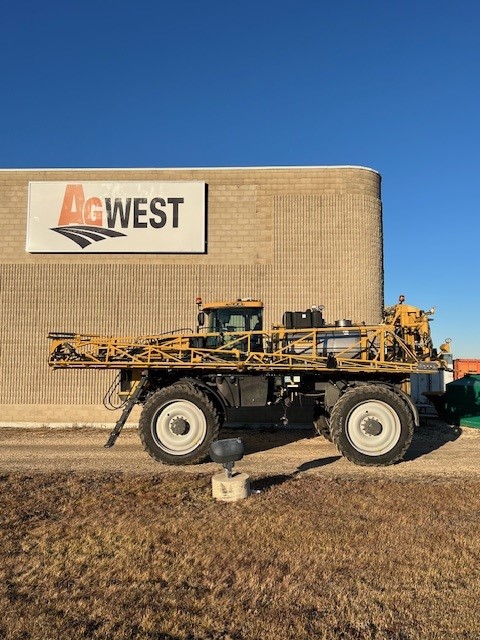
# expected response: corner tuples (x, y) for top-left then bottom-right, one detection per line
(330, 384), (414, 466)
(139, 384), (220, 465)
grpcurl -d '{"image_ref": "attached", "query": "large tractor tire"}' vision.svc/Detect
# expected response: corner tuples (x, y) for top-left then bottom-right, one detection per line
(139, 384), (221, 465)
(329, 384), (414, 466)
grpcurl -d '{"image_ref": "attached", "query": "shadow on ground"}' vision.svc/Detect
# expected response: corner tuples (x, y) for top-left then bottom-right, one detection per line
(251, 455), (341, 491)
(221, 425), (314, 456)
(404, 420), (461, 461)
(219, 418), (462, 481)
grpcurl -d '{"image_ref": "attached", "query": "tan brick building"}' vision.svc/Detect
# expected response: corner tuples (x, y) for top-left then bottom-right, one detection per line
(0, 166), (383, 423)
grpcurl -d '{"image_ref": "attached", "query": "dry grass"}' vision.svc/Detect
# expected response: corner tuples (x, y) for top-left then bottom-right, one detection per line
(1, 472), (479, 640)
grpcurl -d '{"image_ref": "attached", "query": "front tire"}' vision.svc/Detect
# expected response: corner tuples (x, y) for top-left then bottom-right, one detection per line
(330, 384), (414, 466)
(139, 384), (220, 465)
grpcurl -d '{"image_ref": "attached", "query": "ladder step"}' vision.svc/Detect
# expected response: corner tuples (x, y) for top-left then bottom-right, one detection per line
(104, 374), (148, 448)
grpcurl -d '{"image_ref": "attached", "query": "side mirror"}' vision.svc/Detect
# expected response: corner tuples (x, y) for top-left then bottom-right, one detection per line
(197, 311), (205, 328)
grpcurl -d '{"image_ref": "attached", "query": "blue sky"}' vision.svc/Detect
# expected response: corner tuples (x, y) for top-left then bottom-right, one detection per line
(1, 0), (479, 357)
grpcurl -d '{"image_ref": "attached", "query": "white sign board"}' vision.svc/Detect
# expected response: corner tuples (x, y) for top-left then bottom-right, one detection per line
(26, 181), (206, 253)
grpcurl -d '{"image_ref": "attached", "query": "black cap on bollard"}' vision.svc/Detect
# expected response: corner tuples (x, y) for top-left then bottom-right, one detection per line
(209, 438), (244, 478)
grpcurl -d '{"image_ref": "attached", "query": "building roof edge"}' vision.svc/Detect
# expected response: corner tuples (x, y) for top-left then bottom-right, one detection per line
(0, 165), (380, 176)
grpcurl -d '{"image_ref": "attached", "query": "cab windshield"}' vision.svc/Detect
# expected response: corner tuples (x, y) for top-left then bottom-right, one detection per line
(207, 307), (263, 333)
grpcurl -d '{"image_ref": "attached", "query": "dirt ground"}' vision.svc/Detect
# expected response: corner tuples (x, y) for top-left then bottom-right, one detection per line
(1, 419), (479, 479)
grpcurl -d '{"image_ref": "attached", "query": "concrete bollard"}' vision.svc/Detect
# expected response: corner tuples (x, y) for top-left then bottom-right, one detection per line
(212, 472), (251, 502)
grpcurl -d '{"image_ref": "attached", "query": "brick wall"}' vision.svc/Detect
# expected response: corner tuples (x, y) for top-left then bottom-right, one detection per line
(0, 166), (383, 422)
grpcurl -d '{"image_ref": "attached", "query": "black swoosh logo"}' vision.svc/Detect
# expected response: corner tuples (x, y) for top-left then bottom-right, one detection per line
(50, 225), (126, 249)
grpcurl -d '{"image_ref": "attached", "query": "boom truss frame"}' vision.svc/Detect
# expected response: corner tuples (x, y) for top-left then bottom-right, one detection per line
(48, 324), (440, 375)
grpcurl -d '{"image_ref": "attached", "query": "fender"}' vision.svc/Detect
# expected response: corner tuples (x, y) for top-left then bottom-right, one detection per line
(393, 386), (420, 428)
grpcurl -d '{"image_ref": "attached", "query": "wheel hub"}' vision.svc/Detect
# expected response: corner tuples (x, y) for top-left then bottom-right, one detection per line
(170, 416), (190, 436)
(344, 399), (402, 457)
(361, 417), (383, 437)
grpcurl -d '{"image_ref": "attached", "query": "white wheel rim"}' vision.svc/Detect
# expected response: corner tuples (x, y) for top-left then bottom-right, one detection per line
(152, 400), (207, 455)
(346, 400), (401, 456)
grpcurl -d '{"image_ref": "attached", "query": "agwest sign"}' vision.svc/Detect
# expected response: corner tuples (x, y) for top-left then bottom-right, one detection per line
(26, 181), (206, 253)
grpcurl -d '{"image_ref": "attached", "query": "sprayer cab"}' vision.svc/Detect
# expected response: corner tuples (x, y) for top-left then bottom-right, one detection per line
(197, 298), (264, 334)
(195, 298), (264, 352)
